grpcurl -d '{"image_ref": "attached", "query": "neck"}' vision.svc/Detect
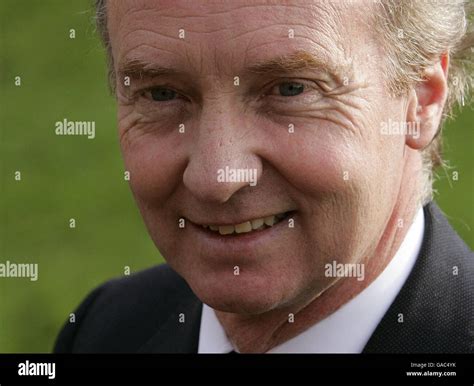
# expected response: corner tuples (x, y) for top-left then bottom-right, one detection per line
(215, 152), (423, 353)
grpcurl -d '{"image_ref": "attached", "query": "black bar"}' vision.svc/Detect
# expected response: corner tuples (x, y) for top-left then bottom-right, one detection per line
(0, 354), (472, 385)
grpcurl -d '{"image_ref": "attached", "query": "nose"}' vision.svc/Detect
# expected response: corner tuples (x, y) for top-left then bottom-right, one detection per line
(183, 102), (262, 204)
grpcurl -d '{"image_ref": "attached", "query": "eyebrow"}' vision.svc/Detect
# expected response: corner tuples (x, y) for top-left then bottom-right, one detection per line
(246, 50), (347, 79)
(117, 50), (349, 82)
(118, 59), (184, 79)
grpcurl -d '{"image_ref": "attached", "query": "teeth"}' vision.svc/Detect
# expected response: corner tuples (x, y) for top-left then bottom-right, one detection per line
(235, 221), (252, 234)
(264, 216), (276, 226)
(251, 218), (264, 229)
(218, 225), (234, 235)
(204, 213), (288, 235)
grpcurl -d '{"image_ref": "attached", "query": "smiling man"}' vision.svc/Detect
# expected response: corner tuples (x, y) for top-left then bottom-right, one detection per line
(54, 0), (473, 353)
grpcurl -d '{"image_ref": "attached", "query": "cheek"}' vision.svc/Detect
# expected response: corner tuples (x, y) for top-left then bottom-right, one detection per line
(118, 116), (185, 207)
(268, 109), (401, 202)
(261, 116), (399, 260)
(264, 123), (370, 196)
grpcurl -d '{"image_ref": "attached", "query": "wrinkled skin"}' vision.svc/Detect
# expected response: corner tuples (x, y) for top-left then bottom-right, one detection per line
(107, 0), (447, 352)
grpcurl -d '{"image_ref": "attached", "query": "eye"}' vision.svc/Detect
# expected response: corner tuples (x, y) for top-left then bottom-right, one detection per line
(276, 82), (305, 97)
(147, 87), (177, 101)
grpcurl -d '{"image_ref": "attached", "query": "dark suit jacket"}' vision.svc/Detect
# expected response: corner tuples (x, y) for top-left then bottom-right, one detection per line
(54, 202), (474, 353)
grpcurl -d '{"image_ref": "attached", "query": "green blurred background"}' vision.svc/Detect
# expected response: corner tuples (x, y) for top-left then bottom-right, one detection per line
(0, 0), (473, 352)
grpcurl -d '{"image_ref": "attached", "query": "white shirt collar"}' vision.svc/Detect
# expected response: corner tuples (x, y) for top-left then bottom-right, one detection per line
(198, 207), (425, 353)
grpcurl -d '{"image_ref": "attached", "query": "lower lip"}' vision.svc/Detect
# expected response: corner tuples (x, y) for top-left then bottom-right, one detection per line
(187, 213), (296, 258)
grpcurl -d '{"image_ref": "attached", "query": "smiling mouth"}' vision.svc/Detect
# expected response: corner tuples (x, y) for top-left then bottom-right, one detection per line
(196, 211), (293, 236)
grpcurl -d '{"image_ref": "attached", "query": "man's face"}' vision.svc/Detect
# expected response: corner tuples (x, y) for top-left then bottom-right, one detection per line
(109, 0), (408, 314)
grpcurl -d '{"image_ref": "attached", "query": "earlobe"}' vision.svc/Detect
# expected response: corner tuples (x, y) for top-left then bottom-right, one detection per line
(405, 53), (449, 150)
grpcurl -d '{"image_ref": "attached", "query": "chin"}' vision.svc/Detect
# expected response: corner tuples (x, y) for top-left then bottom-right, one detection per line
(187, 272), (297, 315)
(202, 293), (279, 315)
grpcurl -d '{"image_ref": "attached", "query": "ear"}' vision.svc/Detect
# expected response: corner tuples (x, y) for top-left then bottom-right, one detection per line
(405, 53), (449, 150)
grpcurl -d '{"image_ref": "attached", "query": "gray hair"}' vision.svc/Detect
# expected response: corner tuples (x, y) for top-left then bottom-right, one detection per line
(94, 0), (473, 205)
(375, 0), (474, 204)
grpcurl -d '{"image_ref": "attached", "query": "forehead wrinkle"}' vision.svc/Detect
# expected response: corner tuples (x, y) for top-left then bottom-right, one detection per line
(111, 0), (367, 83)
(113, 1), (350, 42)
(153, 2), (323, 20)
(116, 43), (188, 78)
(238, 3), (356, 78)
(119, 27), (188, 46)
(115, 27), (191, 65)
(120, 42), (185, 62)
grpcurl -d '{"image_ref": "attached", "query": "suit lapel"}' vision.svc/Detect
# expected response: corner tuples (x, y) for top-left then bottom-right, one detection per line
(138, 287), (203, 353)
(363, 202), (474, 353)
